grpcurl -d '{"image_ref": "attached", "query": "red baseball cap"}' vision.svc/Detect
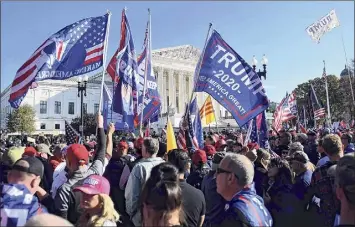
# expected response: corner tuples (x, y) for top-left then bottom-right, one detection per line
(204, 145), (216, 156)
(23, 147), (37, 157)
(66, 144), (89, 165)
(192, 150), (207, 165)
(74, 175), (110, 195)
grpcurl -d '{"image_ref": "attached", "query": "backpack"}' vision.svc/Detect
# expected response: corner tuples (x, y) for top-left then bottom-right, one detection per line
(103, 156), (132, 188)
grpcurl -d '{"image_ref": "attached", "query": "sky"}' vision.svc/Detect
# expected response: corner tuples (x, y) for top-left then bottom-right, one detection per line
(1, 1), (354, 103)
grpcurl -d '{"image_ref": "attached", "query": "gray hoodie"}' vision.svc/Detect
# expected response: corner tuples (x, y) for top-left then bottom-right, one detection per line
(125, 157), (164, 226)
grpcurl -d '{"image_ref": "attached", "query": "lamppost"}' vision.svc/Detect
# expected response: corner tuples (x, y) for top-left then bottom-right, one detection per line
(77, 75), (88, 140)
(251, 54), (268, 80)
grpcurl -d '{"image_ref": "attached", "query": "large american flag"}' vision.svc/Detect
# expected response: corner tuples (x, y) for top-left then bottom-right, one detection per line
(9, 14), (109, 109)
(272, 92), (297, 131)
(65, 121), (80, 145)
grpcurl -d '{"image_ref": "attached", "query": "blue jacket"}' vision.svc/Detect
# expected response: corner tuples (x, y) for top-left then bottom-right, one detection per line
(213, 186), (273, 227)
(201, 171), (225, 226)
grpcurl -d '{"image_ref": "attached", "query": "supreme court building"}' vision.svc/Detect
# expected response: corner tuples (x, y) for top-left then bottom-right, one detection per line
(1, 45), (233, 134)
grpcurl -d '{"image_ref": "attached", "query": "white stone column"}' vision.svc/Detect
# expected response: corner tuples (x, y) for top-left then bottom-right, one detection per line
(178, 71), (185, 114)
(168, 69), (176, 111)
(157, 67), (165, 112)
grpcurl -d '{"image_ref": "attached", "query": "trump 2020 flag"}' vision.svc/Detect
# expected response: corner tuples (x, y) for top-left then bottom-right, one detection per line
(134, 17), (161, 126)
(194, 30), (269, 127)
(112, 10), (138, 130)
(9, 14), (109, 109)
(306, 9), (340, 43)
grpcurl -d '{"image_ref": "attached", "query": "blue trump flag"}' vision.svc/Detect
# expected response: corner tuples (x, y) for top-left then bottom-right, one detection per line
(134, 19), (161, 126)
(194, 30), (269, 127)
(9, 14), (109, 109)
(112, 10), (138, 131)
(102, 83), (134, 131)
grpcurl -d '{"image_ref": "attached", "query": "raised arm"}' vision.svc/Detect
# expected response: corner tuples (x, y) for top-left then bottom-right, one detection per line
(88, 113), (106, 175)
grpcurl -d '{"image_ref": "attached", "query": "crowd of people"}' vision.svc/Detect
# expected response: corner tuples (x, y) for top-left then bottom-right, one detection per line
(0, 113), (354, 227)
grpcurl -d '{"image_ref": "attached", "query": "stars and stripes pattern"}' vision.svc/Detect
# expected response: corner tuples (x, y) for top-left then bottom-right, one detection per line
(9, 14), (109, 109)
(272, 92), (297, 131)
(250, 118), (259, 144)
(177, 104), (188, 149)
(309, 83), (326, 120)
(65, 120), (80, 145)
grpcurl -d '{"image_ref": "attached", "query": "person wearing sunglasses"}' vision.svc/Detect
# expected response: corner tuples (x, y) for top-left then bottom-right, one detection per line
(214, 153), (272, 227)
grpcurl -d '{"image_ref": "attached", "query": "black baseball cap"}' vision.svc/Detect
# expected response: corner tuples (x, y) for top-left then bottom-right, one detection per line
(12, 156), (44, 178)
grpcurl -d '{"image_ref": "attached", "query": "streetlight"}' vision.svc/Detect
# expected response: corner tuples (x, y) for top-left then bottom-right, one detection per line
(251, 54), (268, 80)
(78, 75), (88, 141)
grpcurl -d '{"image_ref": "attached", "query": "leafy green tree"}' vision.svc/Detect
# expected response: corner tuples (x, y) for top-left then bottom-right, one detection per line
(293, 74), (352, 122)
(267, 101), (277, 114)
(6, 105), (36, 134)
(70, 113), (97, 136)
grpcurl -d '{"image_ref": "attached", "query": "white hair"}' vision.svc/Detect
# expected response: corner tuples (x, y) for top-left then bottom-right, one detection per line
(223, 153), (254, 186)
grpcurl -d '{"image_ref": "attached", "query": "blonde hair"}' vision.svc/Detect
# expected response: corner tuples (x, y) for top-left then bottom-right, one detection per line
(77, 194), (120, 227)
(306, 162), (316, 172)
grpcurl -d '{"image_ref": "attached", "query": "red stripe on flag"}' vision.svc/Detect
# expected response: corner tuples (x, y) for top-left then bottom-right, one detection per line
(87, 46), (104, 56)
(10, 80), (34, 101)
(16, 51), (41, 74)
(84, 55), (102, 65)
(12, 65), (37, 87)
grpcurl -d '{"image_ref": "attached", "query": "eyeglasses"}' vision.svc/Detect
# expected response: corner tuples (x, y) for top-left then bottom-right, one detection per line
(216, 167), (233, 175)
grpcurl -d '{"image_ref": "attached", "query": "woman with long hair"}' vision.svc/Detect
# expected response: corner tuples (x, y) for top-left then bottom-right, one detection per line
(75, 175), (120, 227)
(263, 157), (298, 227)
(140, 162), (184, 227)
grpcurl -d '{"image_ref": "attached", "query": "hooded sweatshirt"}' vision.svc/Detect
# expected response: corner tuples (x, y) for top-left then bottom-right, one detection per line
(1, 184), (47, 227)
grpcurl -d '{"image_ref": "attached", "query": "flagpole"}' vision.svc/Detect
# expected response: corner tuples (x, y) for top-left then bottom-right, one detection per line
(139, 8), (151, 134)
(188, 23), (213, 106)
(323, 60), (331, 126)
(99, 11), (112, 113)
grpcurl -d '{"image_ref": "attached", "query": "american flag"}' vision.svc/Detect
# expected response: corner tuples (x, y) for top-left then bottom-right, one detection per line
(177, 104), (189, 149)
(244, 119), (254, 146)
(9, 14), (109, 109)
(250, 118), (259, 144)
(65, 120), (80, 145)
(272, 92), (297, 131)
(309, 83), (326, 120)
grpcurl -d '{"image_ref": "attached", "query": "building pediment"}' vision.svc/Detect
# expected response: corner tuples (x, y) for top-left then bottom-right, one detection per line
(152, 45), (201, 62)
